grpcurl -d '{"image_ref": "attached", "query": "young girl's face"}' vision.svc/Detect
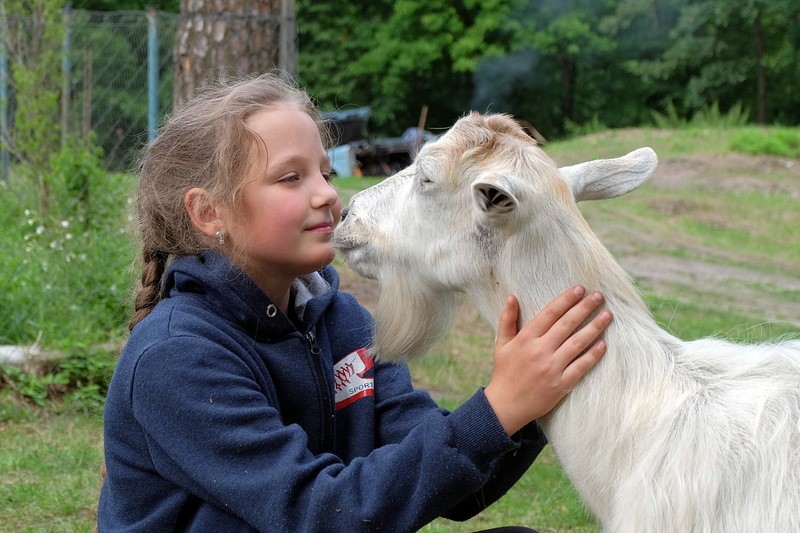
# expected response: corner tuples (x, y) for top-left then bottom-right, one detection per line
(228, 106), (341, 288)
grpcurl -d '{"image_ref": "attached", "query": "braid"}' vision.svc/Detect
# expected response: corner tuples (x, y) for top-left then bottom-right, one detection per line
(130, 250), (168, 330)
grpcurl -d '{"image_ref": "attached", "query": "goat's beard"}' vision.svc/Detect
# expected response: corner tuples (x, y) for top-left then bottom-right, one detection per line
(370, 272), (459, 361)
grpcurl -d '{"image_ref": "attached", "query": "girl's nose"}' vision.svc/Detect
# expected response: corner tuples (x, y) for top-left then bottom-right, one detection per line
(314, 174), (340, 206)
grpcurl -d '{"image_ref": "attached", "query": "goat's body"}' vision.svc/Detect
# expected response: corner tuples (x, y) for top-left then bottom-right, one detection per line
(334, 112), (800, 530)
(476, 228), (800, 531)
(547, 331), (800, 531)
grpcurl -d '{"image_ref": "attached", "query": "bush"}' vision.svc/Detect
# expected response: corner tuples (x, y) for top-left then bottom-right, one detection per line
(651, 101), (750, 129)
(0, 143), (137, 350)
(0, 346), (116, 409)
(730, 128), (800, 158)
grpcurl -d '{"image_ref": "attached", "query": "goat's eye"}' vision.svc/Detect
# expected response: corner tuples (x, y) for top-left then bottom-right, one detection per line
(415, 161), (435, 187)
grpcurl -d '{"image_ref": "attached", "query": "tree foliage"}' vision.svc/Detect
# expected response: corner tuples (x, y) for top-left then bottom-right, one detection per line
(3, 0), (64, 212)
(296, 0), (799, 138)
(69, 0), (179, 12)
(7, 0), (799, 170)
(631, 0), (799, 124)
(297, 0), (513, 134)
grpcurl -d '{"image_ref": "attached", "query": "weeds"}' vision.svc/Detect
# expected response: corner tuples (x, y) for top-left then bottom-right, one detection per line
(0, 144), (136, 350)
(0, 365), (69, 407)
(651, 100), (750, 129)
(730, 128), (800, 158)
(0, 348), (116, 409)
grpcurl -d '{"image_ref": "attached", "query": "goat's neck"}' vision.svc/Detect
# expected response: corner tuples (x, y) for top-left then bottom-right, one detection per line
(464, 219), (681, 520)
(467, 223), (653, 330)
(463, 217), (680, 422)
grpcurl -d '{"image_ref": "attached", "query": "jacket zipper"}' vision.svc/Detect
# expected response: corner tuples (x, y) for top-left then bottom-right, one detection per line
(306, 329), (333, 451)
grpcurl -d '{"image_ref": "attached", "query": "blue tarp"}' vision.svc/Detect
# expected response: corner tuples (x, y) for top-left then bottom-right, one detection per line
(327, 144), (356, 178)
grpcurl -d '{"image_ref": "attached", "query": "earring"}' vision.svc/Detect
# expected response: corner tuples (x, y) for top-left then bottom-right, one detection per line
(216, 230), (225, 245)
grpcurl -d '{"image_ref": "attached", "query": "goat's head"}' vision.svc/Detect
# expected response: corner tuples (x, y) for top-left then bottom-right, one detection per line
(334, 112), (657, 360)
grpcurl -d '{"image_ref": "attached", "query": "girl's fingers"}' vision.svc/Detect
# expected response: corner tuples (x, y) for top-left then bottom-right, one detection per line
(553, 307), (612, 392)
(541, 291), (606, 348)
(524, 285), (587, 337)
(495, 296), (520, 348)
(561, 338), (607, 388)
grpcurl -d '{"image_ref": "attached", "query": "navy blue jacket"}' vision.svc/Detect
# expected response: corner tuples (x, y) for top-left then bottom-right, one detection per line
(99, 251), (546, 532)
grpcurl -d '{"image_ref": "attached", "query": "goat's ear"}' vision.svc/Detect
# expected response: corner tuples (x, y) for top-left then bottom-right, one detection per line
(559, 147), (657, 202)
(472, 174), (519, 216)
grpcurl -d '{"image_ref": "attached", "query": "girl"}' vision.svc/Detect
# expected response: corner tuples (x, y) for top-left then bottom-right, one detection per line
(98, 73), (611, 532)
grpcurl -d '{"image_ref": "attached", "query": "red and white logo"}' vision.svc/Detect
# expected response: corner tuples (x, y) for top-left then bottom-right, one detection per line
(334, 348), (374, 410)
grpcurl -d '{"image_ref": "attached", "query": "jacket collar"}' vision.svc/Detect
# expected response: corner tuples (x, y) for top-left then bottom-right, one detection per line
(164, 250), (339, 341)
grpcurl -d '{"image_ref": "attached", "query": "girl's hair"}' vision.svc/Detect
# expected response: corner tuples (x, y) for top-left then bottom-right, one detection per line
(130, 72), (329, 329)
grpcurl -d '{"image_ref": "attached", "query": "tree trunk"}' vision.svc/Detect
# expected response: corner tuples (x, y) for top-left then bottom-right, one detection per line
(752, 8), (767, 124)
(173, 0), (291, 109)
(557, 51), (577, 125)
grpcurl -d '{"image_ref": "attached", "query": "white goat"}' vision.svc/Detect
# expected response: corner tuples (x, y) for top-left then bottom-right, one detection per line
(334, 112), (800, 531)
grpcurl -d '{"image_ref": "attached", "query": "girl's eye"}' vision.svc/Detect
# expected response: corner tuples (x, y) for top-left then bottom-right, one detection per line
(323, 169), (335, 182)
(280, 174), (300, 183)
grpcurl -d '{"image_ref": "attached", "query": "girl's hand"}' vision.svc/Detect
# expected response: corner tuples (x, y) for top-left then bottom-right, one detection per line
(484, 286), (612, 435)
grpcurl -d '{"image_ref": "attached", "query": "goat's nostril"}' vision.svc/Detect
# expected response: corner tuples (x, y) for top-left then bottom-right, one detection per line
(340, 207), (349, 221)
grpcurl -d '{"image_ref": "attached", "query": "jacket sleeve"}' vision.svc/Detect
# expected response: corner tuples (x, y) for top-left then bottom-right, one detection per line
(371, 360), (548, 521)
(127, 335), (523, 533)
(444, 420), (547, 521)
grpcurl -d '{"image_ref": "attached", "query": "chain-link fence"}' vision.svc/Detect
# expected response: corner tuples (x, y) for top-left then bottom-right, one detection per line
(66, 8), (179, 171)
(1, 7), (296, 175)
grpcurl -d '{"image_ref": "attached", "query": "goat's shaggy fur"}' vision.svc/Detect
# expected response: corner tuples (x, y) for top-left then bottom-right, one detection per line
(334, 112), (800, 531)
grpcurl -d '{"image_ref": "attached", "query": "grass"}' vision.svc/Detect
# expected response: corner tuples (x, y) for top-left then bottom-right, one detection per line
(546, 125), (800, 164)
(646, 294), (799, 343)
(0, 397), (103, 532)
(1, 126), (798, 531)
(581, 187), (800, 276)
(730, 127), (800, 158)
(333, 175), (385, 204)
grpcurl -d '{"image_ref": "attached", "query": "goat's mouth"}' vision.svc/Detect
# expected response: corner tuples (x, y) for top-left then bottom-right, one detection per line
(331, 232), (362, 255)
(333, 239), (380, 280)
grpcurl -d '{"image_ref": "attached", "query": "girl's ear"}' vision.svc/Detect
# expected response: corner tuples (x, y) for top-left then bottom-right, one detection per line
(184, 187), (224, 238)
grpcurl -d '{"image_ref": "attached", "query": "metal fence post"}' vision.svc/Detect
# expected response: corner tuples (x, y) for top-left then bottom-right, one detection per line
(147, 6), (159, 143)
(0, 39), (8, 182)
(61, 4), (72, 145)
(279, 0), (296, 77)
(1, 3), (9, 181)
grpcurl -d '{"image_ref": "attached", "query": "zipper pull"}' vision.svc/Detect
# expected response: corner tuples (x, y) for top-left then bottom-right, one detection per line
(306, 330), (321, 355)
